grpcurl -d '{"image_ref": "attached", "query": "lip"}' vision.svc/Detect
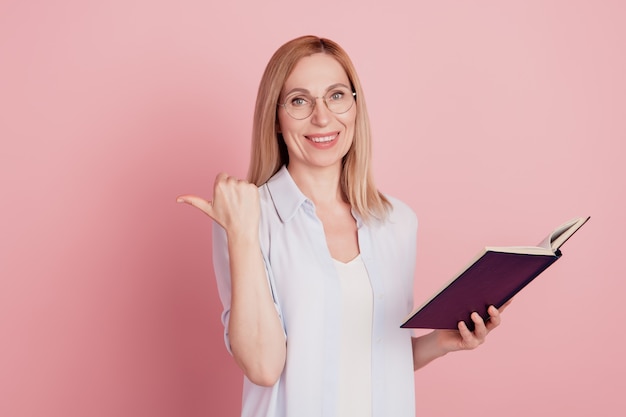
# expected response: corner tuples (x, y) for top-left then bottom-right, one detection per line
(304, 131), (340, 144)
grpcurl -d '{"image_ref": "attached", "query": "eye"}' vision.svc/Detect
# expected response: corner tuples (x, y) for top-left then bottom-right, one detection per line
(290, 96), (310, 107)
(328, 90), (345, 101)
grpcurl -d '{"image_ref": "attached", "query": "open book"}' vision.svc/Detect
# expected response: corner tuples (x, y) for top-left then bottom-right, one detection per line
(401, 216), (590, 330)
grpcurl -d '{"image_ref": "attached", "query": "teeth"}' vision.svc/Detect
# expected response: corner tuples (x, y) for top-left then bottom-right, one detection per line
(309, 135), (336, 143)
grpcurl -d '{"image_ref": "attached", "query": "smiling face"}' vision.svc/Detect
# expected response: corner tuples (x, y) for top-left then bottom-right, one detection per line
(277, 53), (357, 176)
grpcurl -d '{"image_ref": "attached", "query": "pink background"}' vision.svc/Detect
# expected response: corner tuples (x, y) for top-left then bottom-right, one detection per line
(1, 1), (624, 416)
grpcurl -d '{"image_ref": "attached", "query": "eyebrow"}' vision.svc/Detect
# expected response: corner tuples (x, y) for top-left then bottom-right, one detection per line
(282, 83), (351, 97)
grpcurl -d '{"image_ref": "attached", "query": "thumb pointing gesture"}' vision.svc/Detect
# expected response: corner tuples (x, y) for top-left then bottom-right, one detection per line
(176, 194), (215, 218)
(177, 173), (260, 235)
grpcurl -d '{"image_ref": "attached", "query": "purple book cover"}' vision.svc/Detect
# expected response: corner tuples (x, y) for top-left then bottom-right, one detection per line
(401, 251), (561, 330)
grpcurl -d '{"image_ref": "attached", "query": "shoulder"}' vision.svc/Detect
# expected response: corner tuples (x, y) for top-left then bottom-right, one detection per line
(383, 195), (418, 229)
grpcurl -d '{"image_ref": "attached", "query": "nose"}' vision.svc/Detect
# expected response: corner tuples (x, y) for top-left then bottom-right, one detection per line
(310, 97), (331, 126)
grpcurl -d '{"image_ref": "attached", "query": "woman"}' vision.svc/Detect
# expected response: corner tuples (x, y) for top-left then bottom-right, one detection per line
(178, 35), (503, 417)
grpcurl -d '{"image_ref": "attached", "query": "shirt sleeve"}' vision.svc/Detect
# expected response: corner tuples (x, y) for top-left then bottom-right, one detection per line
(211, 221), (286, 354)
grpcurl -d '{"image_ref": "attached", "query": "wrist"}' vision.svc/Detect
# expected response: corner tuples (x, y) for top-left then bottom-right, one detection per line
(412, 331), (450, 371)
(226, 228), (259, 246)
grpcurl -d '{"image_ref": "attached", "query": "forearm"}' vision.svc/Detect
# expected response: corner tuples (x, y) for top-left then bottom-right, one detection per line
(227, 234), (286, 386)
(411, 331), (450, 371)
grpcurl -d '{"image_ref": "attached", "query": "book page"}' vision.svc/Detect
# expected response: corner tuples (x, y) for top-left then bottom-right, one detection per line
(537, 217), (589, 251)
(486, 245), (554, 255)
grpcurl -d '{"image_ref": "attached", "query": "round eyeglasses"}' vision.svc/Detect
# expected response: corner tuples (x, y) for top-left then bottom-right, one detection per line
(278, 86), (356, 120)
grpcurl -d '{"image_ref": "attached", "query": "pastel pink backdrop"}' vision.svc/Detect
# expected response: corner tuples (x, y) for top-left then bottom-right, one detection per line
(1, 1), (624, 416)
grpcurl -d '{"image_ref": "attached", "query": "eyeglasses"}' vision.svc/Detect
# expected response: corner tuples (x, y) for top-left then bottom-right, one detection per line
(278, 86), (356, 120)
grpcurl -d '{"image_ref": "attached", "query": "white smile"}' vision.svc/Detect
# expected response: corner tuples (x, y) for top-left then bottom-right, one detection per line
(307, 134), (337, 143)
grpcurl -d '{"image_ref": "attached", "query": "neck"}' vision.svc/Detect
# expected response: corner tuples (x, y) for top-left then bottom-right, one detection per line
(287, 163), (345, 207)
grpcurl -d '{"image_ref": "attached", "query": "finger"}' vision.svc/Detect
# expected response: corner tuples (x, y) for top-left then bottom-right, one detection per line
(486, 305), (502, 331)
(214, 172), (235, 189)
(470, 312), (488, 340)
(176, 194), (215, 217)
(457, 320), (474, 345)
(215, 172), (230, 182)
(213, 173), (253, 198)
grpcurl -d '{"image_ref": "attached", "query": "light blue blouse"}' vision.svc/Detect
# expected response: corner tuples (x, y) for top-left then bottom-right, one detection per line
(212, 166), (418, 417)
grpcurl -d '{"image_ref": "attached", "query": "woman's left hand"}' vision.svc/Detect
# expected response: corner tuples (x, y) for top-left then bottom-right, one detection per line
(412, 302), (511, 370)
(434, 303), (508, 353)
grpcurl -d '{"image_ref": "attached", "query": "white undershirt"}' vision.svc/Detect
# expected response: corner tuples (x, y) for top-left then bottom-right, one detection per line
(334, 255), (373, 417)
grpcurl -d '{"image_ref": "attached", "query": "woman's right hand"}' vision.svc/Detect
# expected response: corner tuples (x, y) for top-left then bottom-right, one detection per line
(177, 172), (260, 237)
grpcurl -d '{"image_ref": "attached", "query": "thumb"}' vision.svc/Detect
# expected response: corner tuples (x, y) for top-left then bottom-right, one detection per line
(176, 194), (215, 219)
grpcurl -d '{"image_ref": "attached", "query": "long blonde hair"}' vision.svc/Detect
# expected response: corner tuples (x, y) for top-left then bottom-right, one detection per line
(247, 35), (390, 221)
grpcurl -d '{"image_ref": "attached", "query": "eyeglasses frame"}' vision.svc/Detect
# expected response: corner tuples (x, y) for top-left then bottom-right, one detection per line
(277, 90), (357, 120)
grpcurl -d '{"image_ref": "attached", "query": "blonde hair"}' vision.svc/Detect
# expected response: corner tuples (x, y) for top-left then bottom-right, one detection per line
(247, 35), (390, 221)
